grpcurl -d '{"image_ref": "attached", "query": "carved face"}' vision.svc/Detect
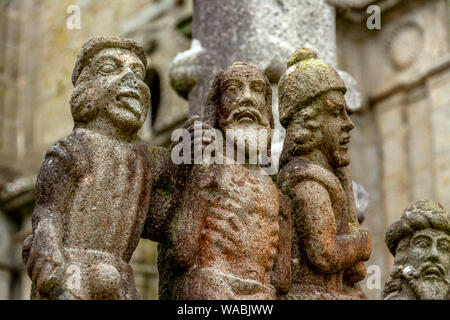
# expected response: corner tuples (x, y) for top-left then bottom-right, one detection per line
(409, 229), (450, 281)
(318, 90), (354, 167)
(217, 65), (272, 159)
(406, 228), (450, 299)
(80, 47), (150, 132)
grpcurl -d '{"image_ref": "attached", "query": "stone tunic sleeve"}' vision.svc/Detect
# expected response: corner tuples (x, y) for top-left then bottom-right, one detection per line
(142, 146), (178, 242)
(271, 190), (292, 296)
(23, 132), (89, 299)
(278, 159), (370, 275)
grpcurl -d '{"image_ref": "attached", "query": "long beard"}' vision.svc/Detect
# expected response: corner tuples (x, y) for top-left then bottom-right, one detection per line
(408, 278), (448, 300)
(224, 123), (270, 163)
(331, 148), (350, 167)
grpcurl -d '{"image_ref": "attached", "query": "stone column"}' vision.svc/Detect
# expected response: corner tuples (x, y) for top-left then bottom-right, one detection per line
(169, 0), (362, 168)
(171, 0), (362, 116)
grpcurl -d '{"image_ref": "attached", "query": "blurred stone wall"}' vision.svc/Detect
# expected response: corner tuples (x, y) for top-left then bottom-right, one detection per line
(336, 0), (450, 299)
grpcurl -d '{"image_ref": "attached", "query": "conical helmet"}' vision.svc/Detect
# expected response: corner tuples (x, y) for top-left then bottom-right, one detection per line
(278, 48), (346, 127)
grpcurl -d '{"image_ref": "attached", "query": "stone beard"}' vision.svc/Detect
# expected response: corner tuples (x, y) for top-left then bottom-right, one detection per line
(157, 62), (291, 300)
(22, 37), (153, 300)
(383, 200), (450, 300)
(277, 49), (370, 300)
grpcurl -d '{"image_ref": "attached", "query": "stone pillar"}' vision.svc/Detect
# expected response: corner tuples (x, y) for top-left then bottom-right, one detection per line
(335, 0), (450, 299)
(171, 0), (362, 115)
(170, 0), (362, 168)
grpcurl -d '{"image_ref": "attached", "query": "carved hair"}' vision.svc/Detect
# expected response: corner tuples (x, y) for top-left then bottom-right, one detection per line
(70, 80), (98, 124)
(203, 62), (274, 130)
(72, 37), (147, 86)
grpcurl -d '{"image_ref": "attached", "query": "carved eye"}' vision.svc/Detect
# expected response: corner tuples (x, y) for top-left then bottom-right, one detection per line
(225, 84), (239, 93)
(415, 239), (430, 248)
(253, 84), (264, 93)
(99, 62), (117, 75)
(438, 242), (450, 252)
(133, 68), (144, 80)
(333, 106), (341, 116)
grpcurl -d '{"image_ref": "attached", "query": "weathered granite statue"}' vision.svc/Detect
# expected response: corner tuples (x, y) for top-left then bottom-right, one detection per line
(383, 200), (450, 300)
(277, 48), (371, 299)
(152, 62), (292, 300)
(22, 37), (153, 299)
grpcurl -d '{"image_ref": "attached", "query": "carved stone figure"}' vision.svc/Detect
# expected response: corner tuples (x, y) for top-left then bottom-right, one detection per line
(152, 62), (291, 300)
(22, 37), (152, 300)
(277, 48), (371, 299)
(383, 200), (450, 300)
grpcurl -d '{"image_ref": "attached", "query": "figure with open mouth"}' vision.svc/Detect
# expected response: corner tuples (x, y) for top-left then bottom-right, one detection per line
(22, 37), (153, 299)
(277, 48), (371, 299)
(383, 200), (450, 300)
(155, 62), (292, 300)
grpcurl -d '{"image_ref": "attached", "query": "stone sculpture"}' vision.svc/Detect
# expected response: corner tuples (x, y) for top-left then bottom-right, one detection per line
(383, 200), (450, 300)
(22, 37), (153, 300)
(277, 48), (371, 299)
(152, 62), (292, 300)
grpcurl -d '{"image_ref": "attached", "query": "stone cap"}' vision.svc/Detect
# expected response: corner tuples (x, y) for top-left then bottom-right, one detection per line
(385, 200), (450, 255)
(278, 48), (346, 127)
(72, 36), (147, 86)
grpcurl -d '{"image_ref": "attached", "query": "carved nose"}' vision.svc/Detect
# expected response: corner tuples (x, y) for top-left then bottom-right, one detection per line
(239, 97), (255, 108)
(120, 68), (138, 88)
(428, 245), (440, 263)
(343, 112), (355, 132)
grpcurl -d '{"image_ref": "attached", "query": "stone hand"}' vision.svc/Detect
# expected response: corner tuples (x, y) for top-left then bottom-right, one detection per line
(183, 115), (216, 164)
(29, 251), (68, 299)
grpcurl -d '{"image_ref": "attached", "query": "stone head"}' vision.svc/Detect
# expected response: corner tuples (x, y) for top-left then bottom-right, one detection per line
(278, 48), (354, 168)
(385, 200), (450, 299)
(70, 37), (151, 135)
(204, 62), (274, 159)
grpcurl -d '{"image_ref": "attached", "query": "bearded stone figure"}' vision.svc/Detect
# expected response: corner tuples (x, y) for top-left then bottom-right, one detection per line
(22, 37), (153, 299)
(383, 200), (450, 300)
(277, 48), (371, 299)
(155, 62), (292, 300)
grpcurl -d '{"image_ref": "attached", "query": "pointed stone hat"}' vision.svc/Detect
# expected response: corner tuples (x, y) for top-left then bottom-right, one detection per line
(278, 48), (346, 127)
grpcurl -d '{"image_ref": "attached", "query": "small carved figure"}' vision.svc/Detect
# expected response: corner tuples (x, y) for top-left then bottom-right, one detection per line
(277, 48), (371, 299)
(22, 37), (152, 299)
(152, 62), (291, 300)
(383, 200), (450, 300)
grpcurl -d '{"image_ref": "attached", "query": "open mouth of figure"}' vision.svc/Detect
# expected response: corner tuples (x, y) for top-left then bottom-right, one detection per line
(231, 107), (262, 125)
(116, 91), (142, 118)
(422, 265), (445, 280)
(339, 136), (350, 148)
